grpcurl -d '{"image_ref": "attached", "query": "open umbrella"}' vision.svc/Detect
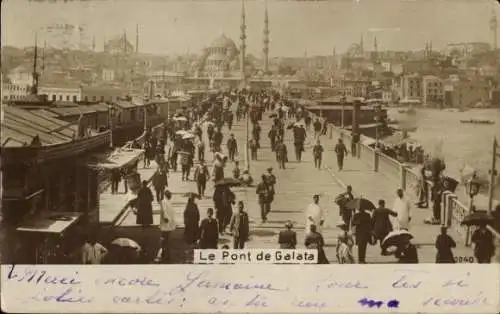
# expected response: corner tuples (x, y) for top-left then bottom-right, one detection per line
(344, 198), (376, 211)
(460, 210), (494, 226)
(176, 130), (188, 135)
(215, 178), (242, 187)
(111, 238), (141, 251)
(183, 192), (201, 199)
(182, 133), (195, 140)
(381, 230), (413, 250)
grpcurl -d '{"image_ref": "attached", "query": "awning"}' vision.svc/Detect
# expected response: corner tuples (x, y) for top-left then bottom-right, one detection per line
(85, 148), (144, 170)
(16, 212), (82, 234)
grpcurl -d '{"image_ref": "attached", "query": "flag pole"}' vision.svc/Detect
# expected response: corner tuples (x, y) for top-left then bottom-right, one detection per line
(487, 136), (498, 214)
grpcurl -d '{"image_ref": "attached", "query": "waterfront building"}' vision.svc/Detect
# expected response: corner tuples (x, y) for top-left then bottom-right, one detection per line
(1, 106), (109, 263)
(81, 85), (128, 103)
(2, 82), (30, 101)
(396, 74), (422, 102)
(422, 75), (444, 106)
(343, 79), (369, 98)
(38, 84), (82, 102)
(443, 78), (490, 108)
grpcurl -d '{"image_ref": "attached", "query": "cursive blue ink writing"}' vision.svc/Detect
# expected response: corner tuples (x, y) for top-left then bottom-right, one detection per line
(315, 275), (368, 291)
(422, 291), (489, 307)
(244, 293), (268, 308)
(30, 287), (92, 303)
(293, 298), (327, 309)
(102, 276), (159, 287)
(208, 297), (231, 307)
(358, 298), (384, 308)
(7, 265), (81, 286)
(442, 272), (470, 288)
(387, 299), (400, 308)
(392, 274), (423, 289)
(112, 289), (175, 305)
(168, 270), (287, 296)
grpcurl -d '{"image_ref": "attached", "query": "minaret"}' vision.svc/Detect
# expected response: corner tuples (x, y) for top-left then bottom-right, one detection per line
(263, 0), (270, 74)
(92, 36), (96, 51)
(490, 9), (498, 50)
(41, 40), (46, 74)
(240, 0), (247, 85)
(123, 29), (128, 53)
(136, 24), (139, 53)
(31, 33), (39, 95)
(360, 34), (364, 54)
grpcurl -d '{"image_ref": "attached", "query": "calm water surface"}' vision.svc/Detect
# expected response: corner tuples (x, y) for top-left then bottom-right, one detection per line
(388, 108), (500, 180)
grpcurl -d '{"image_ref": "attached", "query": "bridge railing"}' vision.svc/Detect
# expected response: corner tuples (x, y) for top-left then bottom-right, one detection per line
(309, 111), (477, 245)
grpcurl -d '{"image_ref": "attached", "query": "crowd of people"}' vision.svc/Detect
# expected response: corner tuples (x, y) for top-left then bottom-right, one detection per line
(78, 88), (499, 265)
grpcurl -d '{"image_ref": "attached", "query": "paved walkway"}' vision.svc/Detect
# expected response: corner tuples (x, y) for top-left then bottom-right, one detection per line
(100, 106), (475, 263)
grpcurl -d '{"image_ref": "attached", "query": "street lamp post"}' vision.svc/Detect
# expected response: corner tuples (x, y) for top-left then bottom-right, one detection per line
(488, 137), (499, 214)
(465, 174), (481, 246)
(340, 95), (346, 128)
(108, 103), (114, 149)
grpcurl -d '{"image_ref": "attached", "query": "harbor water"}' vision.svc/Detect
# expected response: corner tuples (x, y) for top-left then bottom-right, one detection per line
(388, 108), (500, 205)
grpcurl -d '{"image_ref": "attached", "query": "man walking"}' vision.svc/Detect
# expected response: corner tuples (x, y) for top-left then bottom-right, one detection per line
(199, 208), (219, 249)
(264, 167), (276, 212)
(159, 189), (176, 262)
(152, 169), (168, 202)
(256, 175), (271, 223)
(312, 139), (324, 170)
(229, 201), (250, 249)
(334, 138), (348, 171)
(313, 118), (322, 141)
(392, 188), (411, 230)
(352, 206), (372, 264)
(306, 194), (325, 234)
(226, 134), (238, 162)
(194, 160), (209, 197)
(275, 139), (288, 169)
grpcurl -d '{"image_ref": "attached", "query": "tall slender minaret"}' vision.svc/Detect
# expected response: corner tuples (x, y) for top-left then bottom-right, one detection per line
(263, 0), (270, 74)
(374, 36), (378, 52)
(31, 33), (39, 95)
(240, 0), (247, 85)
(360, 34), (364, 53)
(92, 36), (96, 51)
(136, 24), (139, 53)
(123, 29), (128, 53)
(41, 40), (46, 74)
(490, 9), (498, 50)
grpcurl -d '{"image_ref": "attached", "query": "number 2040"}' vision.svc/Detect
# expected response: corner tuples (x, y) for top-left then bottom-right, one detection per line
(454, 256), (474, 263)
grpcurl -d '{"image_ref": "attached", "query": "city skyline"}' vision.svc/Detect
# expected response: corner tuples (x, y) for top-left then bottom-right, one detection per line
(2, 0), (500, 57)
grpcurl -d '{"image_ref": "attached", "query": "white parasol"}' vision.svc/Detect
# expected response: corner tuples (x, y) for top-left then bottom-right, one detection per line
(173, 116), (187, 122)
(175, 130), (188, 135)
(182, 133), (195, 140)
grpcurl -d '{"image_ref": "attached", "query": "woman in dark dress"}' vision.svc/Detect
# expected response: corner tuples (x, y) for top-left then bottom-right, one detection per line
(183, 196), (200, 244)
(435, 226), (456, 263)
(471, 223), (495, 263)
(394, 238), (419, 263)
(371, 199), (398, 254)
(135, 181), (153, 226)
(305, 224), (329, 264)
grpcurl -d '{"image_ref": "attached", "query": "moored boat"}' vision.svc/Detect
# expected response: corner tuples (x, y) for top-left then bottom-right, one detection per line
(459, 119), (495, 125)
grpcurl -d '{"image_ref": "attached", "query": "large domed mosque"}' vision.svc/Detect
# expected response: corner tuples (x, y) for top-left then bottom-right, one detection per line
(193, 34), (249, 77)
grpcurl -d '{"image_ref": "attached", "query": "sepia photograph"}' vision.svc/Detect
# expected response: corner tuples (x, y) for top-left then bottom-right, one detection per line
(1, 0), (500, 270)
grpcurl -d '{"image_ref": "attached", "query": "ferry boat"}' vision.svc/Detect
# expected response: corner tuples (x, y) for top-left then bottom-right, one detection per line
(459, 119), (495, 125)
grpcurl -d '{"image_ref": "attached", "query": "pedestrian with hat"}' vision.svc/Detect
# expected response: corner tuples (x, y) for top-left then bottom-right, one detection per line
(264, 167), (277, 212)
(278, 221), (297, 249)
(229, 201), (250, 249)
(305, 194), (325, 234)
(226, 133), (238, 162)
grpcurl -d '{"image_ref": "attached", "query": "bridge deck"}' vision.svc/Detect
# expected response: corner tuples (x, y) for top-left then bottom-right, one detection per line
(100, 107), (475, 263)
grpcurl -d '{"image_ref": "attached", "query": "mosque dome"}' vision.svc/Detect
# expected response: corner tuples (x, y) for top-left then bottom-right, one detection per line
(210, 34), (237, 49)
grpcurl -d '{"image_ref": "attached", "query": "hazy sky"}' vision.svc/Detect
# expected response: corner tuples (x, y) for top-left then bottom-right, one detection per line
(2, 0), (499, 57)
